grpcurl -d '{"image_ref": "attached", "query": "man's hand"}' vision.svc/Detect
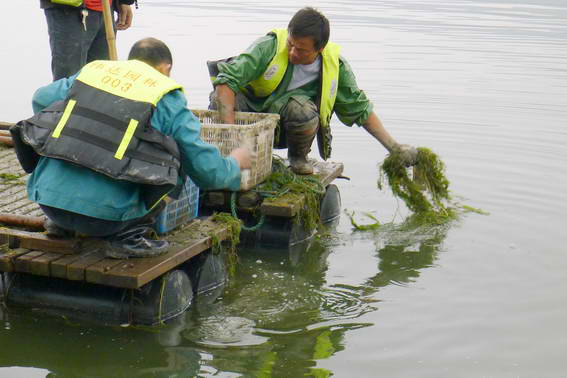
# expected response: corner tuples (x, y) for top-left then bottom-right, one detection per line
(392, 144), (418, 167)
(116, 4), (133, 31)
(230, 148), (252, 170)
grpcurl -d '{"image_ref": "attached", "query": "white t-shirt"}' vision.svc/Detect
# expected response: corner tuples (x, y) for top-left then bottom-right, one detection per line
(287, 56), (321, 91)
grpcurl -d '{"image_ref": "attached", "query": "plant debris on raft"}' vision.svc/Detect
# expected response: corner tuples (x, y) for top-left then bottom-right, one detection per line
(211, 212), (242, 277)
(255, 156), (325, 232)
(378, 147), (455, 224)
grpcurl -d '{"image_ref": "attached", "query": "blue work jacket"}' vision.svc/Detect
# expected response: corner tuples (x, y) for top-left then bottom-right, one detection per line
(27, 72), (241, 221)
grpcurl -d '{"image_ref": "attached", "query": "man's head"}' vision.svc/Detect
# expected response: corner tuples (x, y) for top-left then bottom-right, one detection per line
(287, 7), (330, 65)
(128, 37), (173, 76)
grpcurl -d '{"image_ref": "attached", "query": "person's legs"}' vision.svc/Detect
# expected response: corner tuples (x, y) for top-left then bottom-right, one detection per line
(40, 203), (169, 258)
(44, 7), (105, 81)
(40, 204), (128, 237)
(280, 97), (319, 175)
(86, 11), (110, 63)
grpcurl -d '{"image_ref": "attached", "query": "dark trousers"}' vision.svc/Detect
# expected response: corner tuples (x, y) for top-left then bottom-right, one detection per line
(40, 203), (165, 238)
(44, 7), (113, 81)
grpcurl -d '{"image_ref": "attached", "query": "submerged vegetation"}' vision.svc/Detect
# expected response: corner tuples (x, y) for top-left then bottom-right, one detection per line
(347, 211), (381, 231)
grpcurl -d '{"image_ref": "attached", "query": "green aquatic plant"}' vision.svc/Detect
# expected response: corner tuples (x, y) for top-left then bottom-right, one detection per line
(211, 212), (242, 277)
(255, 156), (325, 232)
(0, 173), (21, 181)
(378, 147), (456, 224)
(461, 205), (490, 215)
(347, 211), (381, 231)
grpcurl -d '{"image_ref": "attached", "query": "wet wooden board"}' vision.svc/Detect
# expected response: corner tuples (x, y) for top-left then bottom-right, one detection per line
(29, 252), (66, 277)
(203, 160), (344, 218)
(0, 247), (29, 272)
(85, 218), (229, 289)
(0, 218), (230, 289)
(0, 228), (83, 254)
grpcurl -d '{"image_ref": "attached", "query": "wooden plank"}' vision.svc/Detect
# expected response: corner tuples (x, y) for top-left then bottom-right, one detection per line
(0, 228), (83, 254)
(85, 258), (130, 284)
(51, 253), (87, 279)
(261, 195), (302, 217)
(67, 249), (107, 281)
(50, 243), (102, 279)
(13, 251), (44, 274)
(86, 219), (229, 289)
(0, 247), (29, 272)
(29, 252), (66, 277)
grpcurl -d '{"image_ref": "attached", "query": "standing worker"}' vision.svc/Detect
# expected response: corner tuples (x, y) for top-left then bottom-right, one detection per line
(40, 0), (136, 81)
(12, 38), (251, 258)
(208, 7), (418, 175)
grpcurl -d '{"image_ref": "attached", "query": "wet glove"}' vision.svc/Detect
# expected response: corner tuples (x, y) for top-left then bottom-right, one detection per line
(392, 143), (418, 167)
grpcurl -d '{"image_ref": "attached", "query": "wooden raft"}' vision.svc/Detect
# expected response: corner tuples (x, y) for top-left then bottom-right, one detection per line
(203, 160), (344, 218)
(0, 218), (229, 289)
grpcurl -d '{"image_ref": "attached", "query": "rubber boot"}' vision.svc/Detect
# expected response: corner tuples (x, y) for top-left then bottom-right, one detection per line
(287, 118), (319, 175)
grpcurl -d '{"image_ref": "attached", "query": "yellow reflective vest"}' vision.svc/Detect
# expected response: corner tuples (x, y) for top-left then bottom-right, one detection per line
(248, 29), (341, 131)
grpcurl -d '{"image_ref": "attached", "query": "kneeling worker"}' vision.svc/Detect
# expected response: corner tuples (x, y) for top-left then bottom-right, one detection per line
(209, 7), (417, 175)
(13, 37), (251, 258)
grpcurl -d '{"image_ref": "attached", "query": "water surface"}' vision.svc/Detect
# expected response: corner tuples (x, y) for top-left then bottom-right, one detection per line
(1, 1), (566, 377)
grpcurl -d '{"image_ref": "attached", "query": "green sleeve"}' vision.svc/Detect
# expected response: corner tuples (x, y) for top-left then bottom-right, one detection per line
(213, 35), (278, 93)
(333, 56), (374, 127)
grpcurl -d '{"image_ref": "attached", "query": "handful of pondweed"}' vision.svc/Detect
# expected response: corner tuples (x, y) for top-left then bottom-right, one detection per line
(378, 147), (455, 224)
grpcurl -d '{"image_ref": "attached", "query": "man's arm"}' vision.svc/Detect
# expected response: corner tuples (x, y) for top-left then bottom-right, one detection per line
(212, 35), (278, 123)
(362, 112), (398, 152)
(334, 58), (417, 164)
(215, 84), (237, 124)
(32, 74), (77, 114)
(154, 90), (248, 191)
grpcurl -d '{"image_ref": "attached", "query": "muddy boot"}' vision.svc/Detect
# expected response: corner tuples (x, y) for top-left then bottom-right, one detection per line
(287, 118), (319, 175)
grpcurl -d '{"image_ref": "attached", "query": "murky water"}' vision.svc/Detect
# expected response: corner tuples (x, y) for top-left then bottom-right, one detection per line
(2, 1), (567, 377)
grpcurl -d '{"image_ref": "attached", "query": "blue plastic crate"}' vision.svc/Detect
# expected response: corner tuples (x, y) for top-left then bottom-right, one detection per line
(154, 176), (200, 234)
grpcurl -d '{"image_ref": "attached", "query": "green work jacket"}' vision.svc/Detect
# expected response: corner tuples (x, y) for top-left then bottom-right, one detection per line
(213, 32), (374, 158)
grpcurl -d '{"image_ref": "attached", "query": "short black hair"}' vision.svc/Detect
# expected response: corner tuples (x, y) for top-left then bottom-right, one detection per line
(128, 37), (173, 67)
(287, 7), (330, 51)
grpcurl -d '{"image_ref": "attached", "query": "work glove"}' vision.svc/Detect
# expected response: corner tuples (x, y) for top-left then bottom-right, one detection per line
(392, 143), (418, 167)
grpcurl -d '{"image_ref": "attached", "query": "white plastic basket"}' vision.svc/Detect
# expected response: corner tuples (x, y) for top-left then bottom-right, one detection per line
(193, 109), (279, 191)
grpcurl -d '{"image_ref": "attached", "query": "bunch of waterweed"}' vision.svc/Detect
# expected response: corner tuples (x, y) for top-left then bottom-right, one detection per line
(378, 147), (455, 224)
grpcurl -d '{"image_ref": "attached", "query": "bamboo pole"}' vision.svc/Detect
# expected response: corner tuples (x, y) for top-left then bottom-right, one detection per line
(0, 136), (13, 147)
(102, 0), (118, 60)
(0, 122), (15, 130)
(0, 213), (45, 230)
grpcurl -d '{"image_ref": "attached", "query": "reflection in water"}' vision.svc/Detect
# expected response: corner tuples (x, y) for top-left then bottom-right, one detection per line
(0, 216), (451, 377)
(174, 217), (452, 377)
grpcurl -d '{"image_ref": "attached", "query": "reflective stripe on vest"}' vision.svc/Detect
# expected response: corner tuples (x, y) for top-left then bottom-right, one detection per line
(247, 28), (341, 128)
